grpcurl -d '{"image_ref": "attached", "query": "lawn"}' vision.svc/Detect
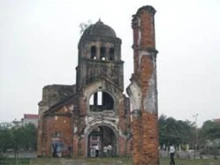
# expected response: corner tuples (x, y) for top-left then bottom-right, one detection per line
(1, 157), (220, 165)
(160, 157), (220, 165)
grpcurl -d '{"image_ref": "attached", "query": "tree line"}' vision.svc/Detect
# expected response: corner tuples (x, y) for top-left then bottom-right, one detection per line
(0, 123), (37, 153)
(159, 114), (220, 152)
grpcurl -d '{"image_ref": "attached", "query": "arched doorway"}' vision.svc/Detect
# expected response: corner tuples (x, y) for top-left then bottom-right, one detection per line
(87, 125), (117, 157)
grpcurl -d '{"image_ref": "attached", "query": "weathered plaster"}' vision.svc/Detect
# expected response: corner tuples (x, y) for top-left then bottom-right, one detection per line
(143, 74), (157, 114)
(127, 81), (142, 111)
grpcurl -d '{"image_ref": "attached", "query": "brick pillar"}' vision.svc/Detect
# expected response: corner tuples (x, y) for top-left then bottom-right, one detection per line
(127, 5), (159, 165)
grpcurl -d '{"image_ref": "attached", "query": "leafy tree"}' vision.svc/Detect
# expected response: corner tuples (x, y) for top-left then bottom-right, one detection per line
(0, 127), (11, 152)
(158, 114), (194, 149)
(0, 123), (37, 152)
(198, 120), (220, 157)
(201, 120), (220, 140)
(22, 123), (37, 150)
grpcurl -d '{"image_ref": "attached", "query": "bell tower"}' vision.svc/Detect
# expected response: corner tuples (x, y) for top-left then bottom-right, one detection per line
(76, 20), (124, 91)
(72, 20), (130, 157)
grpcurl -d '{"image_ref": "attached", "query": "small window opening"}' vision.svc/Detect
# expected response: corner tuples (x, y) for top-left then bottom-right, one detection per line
(52, 131), (62, 137)
(109, 48), (114, 61)
(91, 46), (97, 60)
(100, 47), (106, 60)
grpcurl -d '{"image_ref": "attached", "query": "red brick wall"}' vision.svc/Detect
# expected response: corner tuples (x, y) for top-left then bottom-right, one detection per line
(72, 134), (79, 157)
(38, 105), (73, 157)
(140, 13), (155, 48)
(141, 112), (159, 164)
(118, 135), (131, 156)
(44, 115), (72, 156)
(140, 56), (153, 95)
(131, 6), (159, 165)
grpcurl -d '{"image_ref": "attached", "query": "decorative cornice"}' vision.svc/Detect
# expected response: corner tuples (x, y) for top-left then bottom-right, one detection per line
(132, 46), (158, 54)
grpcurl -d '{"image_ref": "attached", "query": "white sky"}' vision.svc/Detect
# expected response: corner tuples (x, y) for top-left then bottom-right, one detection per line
(0, 0), (219, 127)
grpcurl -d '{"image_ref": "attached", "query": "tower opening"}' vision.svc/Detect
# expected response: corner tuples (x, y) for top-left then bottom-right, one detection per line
(91, 46), (97, 59)
(100, 47), (106, 60)
(89, 91), (114, 112)
(109, 48), (115, 61)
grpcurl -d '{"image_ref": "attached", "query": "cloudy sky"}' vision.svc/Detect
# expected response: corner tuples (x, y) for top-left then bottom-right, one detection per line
(0, 0), (219, 127)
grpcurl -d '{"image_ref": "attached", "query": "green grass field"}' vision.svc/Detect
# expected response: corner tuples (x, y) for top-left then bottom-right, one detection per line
(1, 157), (220, 165)
(160, 157), (220, 165)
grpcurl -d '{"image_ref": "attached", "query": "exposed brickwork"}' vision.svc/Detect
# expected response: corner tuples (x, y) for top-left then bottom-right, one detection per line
(128, 5), (159, 165)
(38, 105), (73, 156)
(44, 115), (72, 155)
(140, 13), (155, 48)
(141, 112), (159, 165)
(140, 56), (153, 95)
(130, 117), (142, 165)
(72, 135), (78, 156)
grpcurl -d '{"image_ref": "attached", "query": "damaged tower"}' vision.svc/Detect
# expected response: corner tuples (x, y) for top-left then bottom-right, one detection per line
(127, 5), (159, 165)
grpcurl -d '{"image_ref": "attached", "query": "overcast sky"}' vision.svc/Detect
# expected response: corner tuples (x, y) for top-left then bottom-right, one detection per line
(0, 0), (219, 127)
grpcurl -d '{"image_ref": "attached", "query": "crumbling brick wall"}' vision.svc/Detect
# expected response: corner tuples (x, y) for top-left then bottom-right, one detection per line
(43, 114), (72, 156)
(37, 101), (74, 157)
(127, 5), (159, 165)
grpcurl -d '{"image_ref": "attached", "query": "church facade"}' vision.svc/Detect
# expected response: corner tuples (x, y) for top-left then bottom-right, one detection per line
(37, 20), (131, 157)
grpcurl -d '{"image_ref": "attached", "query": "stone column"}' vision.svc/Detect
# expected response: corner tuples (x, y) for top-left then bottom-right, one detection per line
(127, 5), (159, 165)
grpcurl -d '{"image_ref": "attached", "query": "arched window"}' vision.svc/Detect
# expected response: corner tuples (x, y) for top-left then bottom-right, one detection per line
(109, 48), (114, 61)
(89, 91), (114, 112)
(100, 47), (106, 60)
(91, 46), (97, 60)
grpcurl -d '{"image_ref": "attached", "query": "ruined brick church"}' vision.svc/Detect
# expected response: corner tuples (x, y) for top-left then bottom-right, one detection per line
(37, 19), (131, 157)
(37, 5), (159, 162)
